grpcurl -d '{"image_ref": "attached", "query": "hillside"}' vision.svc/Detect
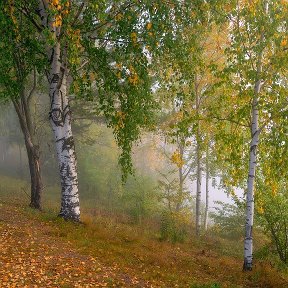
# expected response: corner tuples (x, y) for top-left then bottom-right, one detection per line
(0, 200), (287, 288)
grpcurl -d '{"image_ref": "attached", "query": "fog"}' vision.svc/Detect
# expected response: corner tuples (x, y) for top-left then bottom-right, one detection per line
(0, 98), (236, 225)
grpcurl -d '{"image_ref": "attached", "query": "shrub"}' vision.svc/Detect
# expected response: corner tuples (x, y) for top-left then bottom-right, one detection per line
(209, 201), (245, 240)
(257, 188), (288, 265)
(160, 211), (189, 243)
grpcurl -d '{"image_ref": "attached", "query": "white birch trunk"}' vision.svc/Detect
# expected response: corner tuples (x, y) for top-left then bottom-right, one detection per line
(243, 81), (261, 270)
(195, 75), (202, 236)
(195, 136), (202, 236)
(38, 1), (80, 221)
(176, 142), (184, 212)
(204, 146), (209, 231)
(242, 1), (268, 271)
(243, 1), (267, 268)
(49, 43), (80, 221)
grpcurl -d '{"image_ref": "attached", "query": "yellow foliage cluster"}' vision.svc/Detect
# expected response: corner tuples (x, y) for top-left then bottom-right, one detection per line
(130, 32), (137, 45)
(115, 63), (122, 70)
(271, 183), (278, 197)
(51, 0), (70, 12)
(67, 28), (82, 50)
(175, 111), (184, 122)
(171, 150), (185, 168)
(115, 111), (126, 130)
(115, 63), (123, 79)
(53, 14), (62, 27)
(257, 206), (264, 214)
(115, 13), (124, 21)
(50, 0), (70, 27)
(265, 178), (278, 197)
(51, 0), (59, 5)
(128, 66), (139, 85)
(280, 38), (287, 47)
(146, 22), (152, 30)
(247, 1), (257, 16)
(128, 73), (139, 85)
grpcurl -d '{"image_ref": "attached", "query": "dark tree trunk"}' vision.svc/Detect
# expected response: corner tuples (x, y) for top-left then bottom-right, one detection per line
(25, 140), (42, 209)
(12, 99), (43, 210)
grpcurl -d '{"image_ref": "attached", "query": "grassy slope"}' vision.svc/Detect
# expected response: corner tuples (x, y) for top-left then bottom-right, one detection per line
(0, 175), (287, 288)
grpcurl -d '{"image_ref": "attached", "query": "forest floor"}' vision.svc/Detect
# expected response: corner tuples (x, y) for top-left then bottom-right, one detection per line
(0, 200), (288, 288)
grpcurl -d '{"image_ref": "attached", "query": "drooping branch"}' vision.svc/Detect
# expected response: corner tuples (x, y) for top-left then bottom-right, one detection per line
(85, 1), (136, 34)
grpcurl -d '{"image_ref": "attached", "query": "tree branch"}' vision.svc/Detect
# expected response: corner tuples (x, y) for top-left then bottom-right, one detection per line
(14, 4), (43, 33)
(27, 67), (37, 104)
(207, 115), (250, 128)
(86, 1), (136, 35)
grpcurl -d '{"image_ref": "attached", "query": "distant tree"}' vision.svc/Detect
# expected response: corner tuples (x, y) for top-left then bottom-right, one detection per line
(218, 0), (288, 270)
(155, 18), (228, 236)
(0, 3), (46, 209)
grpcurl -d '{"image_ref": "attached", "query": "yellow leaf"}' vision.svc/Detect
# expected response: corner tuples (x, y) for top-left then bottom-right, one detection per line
(128, 73), (139, 85)
(281, 38), (287, 47)
(257, 206), (264, 214)
(146, 22), (152, 30)
(130, 32), (137, 44)
(115, 13), (123, 21)
(171, 150), (185, 168)
(51, 0), (59, 6)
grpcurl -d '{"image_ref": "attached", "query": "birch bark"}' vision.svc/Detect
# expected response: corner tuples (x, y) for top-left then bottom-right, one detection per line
(242, 0), (268, 266)
(195, 135), (202, 236)
(204, 145), (209, 231)
(49, 43), (80, 221)
(195, 75), (202, 236)
(243, 80), (261, 271)
(243, 21), (266, 269)
(176, 141), (184, 212)
(38, 1), (80, 221)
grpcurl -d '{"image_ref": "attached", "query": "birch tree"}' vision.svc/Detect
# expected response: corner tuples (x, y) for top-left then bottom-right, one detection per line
(157, 21), (228, 235)
(220, 0), (288, 270)
(10, 0), (197, 220)
(203, 142), (210, 231)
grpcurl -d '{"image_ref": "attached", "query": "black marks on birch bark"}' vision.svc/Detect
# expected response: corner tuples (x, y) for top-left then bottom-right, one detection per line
(245, 224), (253, 239)
(49, 108), (64, 126)
(59, 162), (77, 183)
(51, 73), (59, 84)
(49, 93), (71, 127)
(49, 48), (55, 65)
(243, 257), (253, 271)
(61, 136), (75, 152)
(59, 195), (80, 221)
(57, 67), (66, 90)
(250, 144), (257, 155)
